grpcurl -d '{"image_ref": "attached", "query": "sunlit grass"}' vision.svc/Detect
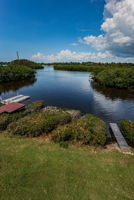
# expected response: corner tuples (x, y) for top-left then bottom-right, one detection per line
(0, 134), (134, 200)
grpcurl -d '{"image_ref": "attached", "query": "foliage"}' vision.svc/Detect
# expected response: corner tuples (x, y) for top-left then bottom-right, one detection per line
(95, 67), (134, 89)
(54, 64), (106, 75)
(42, 106), (81, 121)
(0, 111), (27, 131)
(52, 114), (106, 146)
(10, 59), (44, 69)
(0, 101), (45, 130)
(8, 112), (71, 137)
(26, 100), (44, 112)
(120, 120), (134, 145)
(0, 64), (35, 83)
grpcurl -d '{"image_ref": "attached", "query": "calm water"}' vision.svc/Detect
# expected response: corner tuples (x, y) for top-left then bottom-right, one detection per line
(0, 66), (134, 123)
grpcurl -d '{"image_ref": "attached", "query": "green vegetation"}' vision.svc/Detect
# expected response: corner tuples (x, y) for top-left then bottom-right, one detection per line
(0, 111), (27, 131)
(54, 62), (134, 89)
(26, 100), (44, 112)
(0, 59), (44, 83)
(0, 61), (8, 67)
(120, 120), (134, 145)
(0, 134), (134, 200)
(10, 59), (44, 69)
(1, 102), (106, 147)
(54, 64), (106, 75)
(95, 67), (134, 89)
(0, 101), (44, 130)
(0, 64), (35, 83)
(52, 114), (106, 146)
(8, 112), (71, 137)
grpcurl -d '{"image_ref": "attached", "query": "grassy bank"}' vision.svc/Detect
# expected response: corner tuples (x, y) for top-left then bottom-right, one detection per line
(0, 134), (134, 200)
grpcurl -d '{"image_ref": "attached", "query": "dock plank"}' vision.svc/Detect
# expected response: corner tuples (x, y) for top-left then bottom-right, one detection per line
(1, 95), (30, 104)
(109, 123), (130, 152)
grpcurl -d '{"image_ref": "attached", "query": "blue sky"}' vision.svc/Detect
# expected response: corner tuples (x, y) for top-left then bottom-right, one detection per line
(1, 0), (134, 62)
(0, 0), (104, 61)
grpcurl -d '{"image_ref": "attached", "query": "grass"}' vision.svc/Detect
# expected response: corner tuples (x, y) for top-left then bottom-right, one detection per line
(0, 134), (134, 200)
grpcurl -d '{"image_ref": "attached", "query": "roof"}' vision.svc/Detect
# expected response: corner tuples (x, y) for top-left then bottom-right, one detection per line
(0, 102), (25, 114)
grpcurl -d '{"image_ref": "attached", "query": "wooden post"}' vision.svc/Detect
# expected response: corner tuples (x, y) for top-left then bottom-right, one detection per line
(17, 51), (19, 60)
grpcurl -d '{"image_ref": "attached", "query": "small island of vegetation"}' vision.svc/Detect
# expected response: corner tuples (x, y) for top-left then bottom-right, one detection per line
(10, 59), (44, 69)
(0, 59), (44, 83)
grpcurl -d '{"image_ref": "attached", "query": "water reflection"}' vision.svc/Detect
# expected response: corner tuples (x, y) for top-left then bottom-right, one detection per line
(0, 66), (134, 122)
(92, 82), (134, 101)
(0, 79), (36, 94)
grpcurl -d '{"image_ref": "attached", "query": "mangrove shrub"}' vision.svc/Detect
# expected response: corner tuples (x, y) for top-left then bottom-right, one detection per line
(0, 64), (35, 83)
(52, 114), (106, 146)
(120, 120), (134, 145)
(8, 112), (71, 137)
(95, 67), (134, 89)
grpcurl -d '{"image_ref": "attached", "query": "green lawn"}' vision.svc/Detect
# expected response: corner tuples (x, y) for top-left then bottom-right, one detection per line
(0, 134), (134, 200)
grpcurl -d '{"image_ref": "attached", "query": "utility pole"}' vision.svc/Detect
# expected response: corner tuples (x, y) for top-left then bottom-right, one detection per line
(16, 51), (19, 60)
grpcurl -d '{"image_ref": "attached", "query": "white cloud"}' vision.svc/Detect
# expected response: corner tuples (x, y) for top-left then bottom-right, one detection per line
(70, 42), (78, 46)
(31, 49), (134, 63)
(32, 0), (134, 63)
(81, 0), (134, 57)
(32, 49), (111, 62)
(80, 35), (107, 51)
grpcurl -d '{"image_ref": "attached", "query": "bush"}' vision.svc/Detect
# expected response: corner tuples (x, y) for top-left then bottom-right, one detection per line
(26, 100), (44, 112)
(10, 59), (44, 69)
(42, 106), (81, 121)
(0, 64), (35, 83)
(52, 114), (106, 146)
(8, 112), (71, 137)
(95, 67), (134, 89)
(0, 111), (27, 131)
(120, 120), (134, 145)
(0, 101), (44, 131)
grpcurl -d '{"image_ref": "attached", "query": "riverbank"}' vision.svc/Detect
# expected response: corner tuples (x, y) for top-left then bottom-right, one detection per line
(0, 101), (134, 148)
(54, 63), (134, 89)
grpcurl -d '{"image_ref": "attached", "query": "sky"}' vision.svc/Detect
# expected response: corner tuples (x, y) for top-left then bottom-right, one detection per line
(1, 0), (134, 63)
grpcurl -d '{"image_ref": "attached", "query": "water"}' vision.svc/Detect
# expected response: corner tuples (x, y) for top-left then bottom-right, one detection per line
(0, 66), (134, 123)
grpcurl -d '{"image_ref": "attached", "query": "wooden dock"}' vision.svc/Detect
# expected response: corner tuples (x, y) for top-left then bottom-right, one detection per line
(1, 95), (30, 104)
(109, 123), (131, 152)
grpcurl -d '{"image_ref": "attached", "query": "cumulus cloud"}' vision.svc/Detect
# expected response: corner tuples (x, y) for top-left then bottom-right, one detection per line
(81, 0), (134, 57)
(32, 0), (134, 62)
(31, 49), (134, 63)
(80, 35), (107, 51)
(32, 49), (111, 62)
